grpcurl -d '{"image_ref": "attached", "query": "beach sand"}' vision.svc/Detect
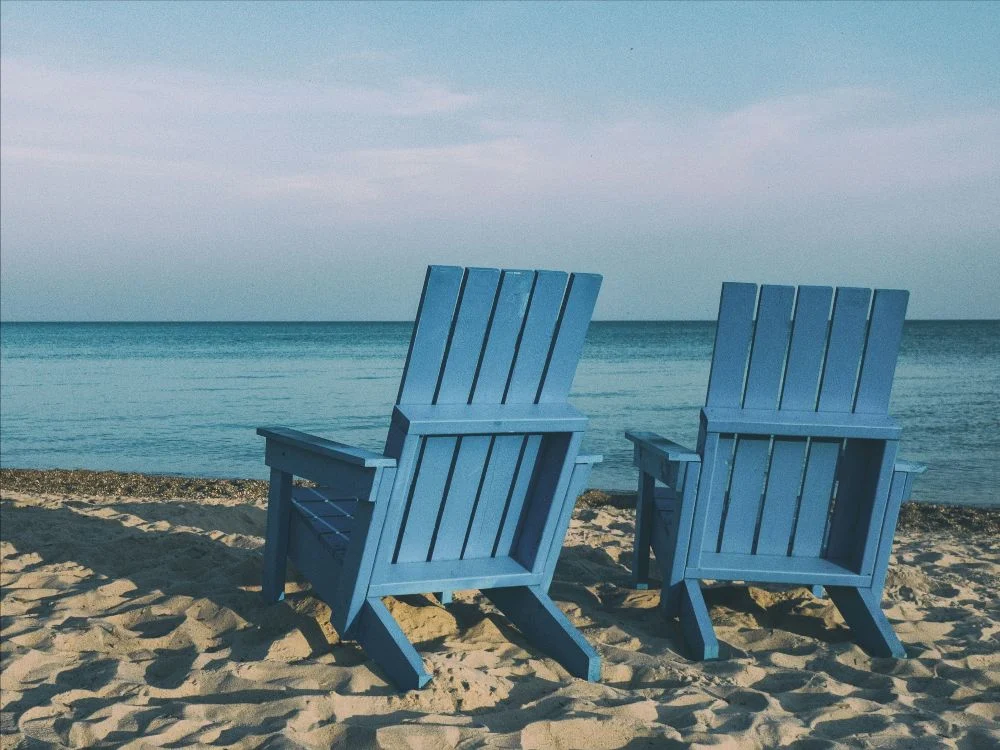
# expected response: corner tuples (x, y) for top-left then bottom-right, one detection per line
(2, 470), (998, 748)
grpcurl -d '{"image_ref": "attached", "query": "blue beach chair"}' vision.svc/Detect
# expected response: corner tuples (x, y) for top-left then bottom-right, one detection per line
(627, 283), (926, 660)
(259, 266), (603, 689)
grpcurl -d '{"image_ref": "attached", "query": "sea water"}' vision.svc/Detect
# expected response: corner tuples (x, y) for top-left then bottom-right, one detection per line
(1, 321), (996, 506)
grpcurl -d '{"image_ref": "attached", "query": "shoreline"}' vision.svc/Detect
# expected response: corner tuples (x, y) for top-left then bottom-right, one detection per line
(2, 467), (997, 537)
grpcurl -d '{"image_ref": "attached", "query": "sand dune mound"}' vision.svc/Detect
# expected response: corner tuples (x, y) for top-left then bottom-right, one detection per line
(2, 489), (997, 748)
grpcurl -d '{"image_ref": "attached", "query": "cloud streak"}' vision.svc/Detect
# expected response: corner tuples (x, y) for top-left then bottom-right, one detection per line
(2, 57), (998, 318)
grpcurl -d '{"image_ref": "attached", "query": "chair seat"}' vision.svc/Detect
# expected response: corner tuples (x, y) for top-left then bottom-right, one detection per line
(291, 486), (359, 560)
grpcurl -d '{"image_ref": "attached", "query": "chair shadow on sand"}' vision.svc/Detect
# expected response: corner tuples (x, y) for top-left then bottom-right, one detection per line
(2, 495), (867, 739)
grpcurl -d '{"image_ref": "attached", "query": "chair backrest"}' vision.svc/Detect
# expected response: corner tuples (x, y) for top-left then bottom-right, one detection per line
(691, 283), (908, 578)
(379, 266), (601, 569)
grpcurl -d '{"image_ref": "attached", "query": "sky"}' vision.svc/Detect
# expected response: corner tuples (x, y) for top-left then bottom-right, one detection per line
(1, 1), (998, 321)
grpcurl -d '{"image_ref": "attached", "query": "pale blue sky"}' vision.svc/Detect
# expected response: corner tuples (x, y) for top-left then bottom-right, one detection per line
(2, 1), (998, 320)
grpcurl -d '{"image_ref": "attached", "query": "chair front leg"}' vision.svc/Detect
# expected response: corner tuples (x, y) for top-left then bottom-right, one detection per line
(262, 468), (293, 603)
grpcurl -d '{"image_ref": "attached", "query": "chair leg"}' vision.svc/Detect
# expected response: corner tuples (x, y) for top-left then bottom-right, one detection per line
(811, 584), (825, 599)
(435, 591), (452, 605)
(346, 597), (432, 690)
(679, 579), (719, 660)
(485, 585), (601, 681)
(632, 472), (655, 590)
(826, 586), (906, 658)
(659, 581), (683, 619)
(262, 469), (293, 603)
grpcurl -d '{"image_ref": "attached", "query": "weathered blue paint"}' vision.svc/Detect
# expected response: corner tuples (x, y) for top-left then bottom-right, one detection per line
(627, 282), (926, 661)
(258, 265), (603, 689)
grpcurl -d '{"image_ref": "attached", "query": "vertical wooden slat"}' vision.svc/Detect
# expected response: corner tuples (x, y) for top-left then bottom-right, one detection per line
(490, 271), (572, 557)
(632, 470), (656, 588)
(791, 439), (840, 557)
(537, 273), (602, 403)
(395, 265), (465, 405)
(743, 285), (795, 410)
(433, 268), (502, 404)
(470, 271), (535, 402)
(430, 437), (493, 560)
(705, 283), (758, 408)
(458, 271), (538, 557)
(854, 440), (899, 576)
(428, 269), (502, 560)
(504, 271), (568, 404)
(394, 436), (455, 562)
(780, 286), (833, 411)
(461, 437), (524, 558)
(754, 438), (806, 555)
(854, 289), (908, 414)
(689, 433), (734, 560)
(513, 432), (580, 571)
(817, 287), (872, 413)
(718, 437), (770, 554)
(492, 434), (543, 557)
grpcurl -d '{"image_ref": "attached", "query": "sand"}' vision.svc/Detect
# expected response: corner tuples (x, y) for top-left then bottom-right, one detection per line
(1, 471), (998, 749)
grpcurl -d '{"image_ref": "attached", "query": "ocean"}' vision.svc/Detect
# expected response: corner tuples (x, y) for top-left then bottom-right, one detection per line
(1, 321), (997, 506)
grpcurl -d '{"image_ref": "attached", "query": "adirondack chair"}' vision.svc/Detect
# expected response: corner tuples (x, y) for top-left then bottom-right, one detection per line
(628, 283), (926, 660)
(258, 265), (603, 689)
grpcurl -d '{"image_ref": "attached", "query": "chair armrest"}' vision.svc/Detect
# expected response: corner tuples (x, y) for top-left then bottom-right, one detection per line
(625, 431), (700, 463)
(894, 460), (927, 475)
(575, 454), (603, 465)
(257, 426), (396, 468)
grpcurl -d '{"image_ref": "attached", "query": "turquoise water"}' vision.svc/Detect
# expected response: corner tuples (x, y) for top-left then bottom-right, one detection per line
(1, 321), (997, 506)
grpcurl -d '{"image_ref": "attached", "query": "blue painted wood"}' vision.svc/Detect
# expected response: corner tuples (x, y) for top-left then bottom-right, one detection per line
(396, 266), (465, 406)
(691, 553), (868, 585)
(870, 463), (923, 592)
(514, 432), (582, 572)
(706, 282), (758, 408)
(461, 270), (541, 562)
(632, 470), (655, 589)
(394, 436), (457, 563)
(492, 434), (543, 557)
(334, 467), (395, 631)
(540, 458), (595, 589)
(349, 597), (433, 690)
(743, 285), (795, 409)
(854, 290), (908, 414)
(258, 427), (397, 468)
(791, 438), (840, 558)
(261, 468), (292, 603)
(485, 586), (601, 681)
(825, 586), (906, 658)
(392, 402), (588, 435)
(754, 437), (807, 555)
(719, 436), (770, 554)
(461, 436), (523, 558)
(780, 286), (833, 411)
(702, 407), (901, 439)
(434, 267), (502, 403)
(431, 436), (492, 561)
(628, 281), (922, 663)
(471, 270), (535, 401)
(259, 264), (602, 689)
(685, 431), (731, 566)
(505, 271), (569, 403)
(385, 265), (464, 458)
(538, 273), (602, 402)
(818, 287), (872, 412)
(680, 580), (719, 660)
(369, 556), (536, 596)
